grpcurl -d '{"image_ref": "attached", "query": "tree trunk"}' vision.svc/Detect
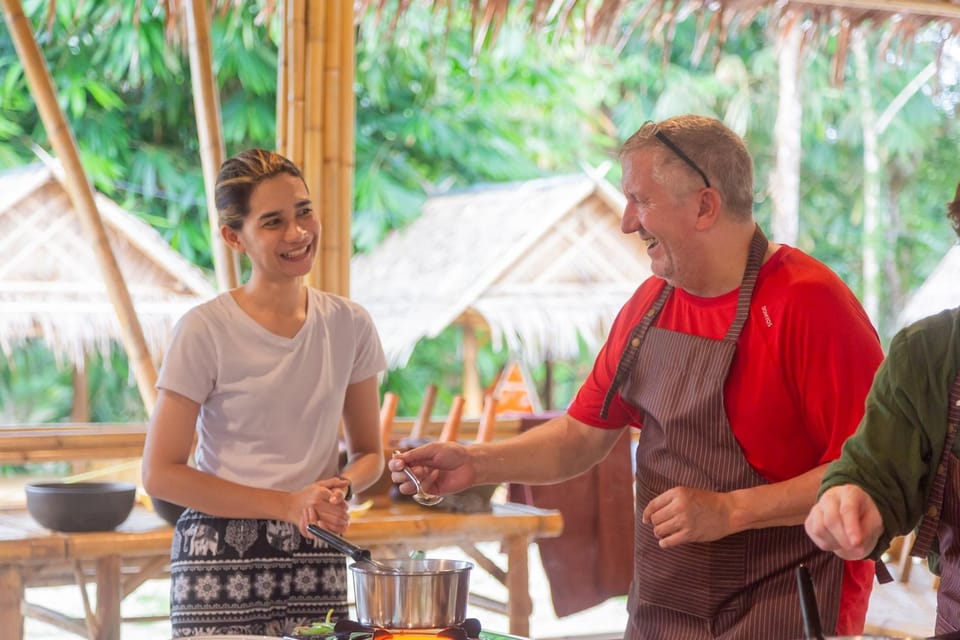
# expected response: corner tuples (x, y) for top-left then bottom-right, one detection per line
(770, 11), (803, 246)
(853, 30), (883, 330)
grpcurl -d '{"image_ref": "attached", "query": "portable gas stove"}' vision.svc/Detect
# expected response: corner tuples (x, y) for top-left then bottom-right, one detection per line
(283, 618), (526, 640)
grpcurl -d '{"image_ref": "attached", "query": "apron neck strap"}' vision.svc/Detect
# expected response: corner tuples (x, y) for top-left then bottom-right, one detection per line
(723, 225), (768, 342)
(599, 224), (768, 420)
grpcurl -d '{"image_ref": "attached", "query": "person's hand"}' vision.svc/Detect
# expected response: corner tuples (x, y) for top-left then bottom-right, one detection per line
(805, 484), (883, 560)
(290, 477), (351, 538)
(642, 486), (735, 548)
(389, 443), (475, 497)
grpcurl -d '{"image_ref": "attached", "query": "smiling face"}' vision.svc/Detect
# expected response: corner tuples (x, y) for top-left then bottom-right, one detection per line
(225, 172), (319, 283)
(620, 149), (706, 289)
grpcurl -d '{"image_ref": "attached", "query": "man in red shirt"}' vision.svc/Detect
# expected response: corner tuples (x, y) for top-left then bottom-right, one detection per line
(391, 115), (882, 638)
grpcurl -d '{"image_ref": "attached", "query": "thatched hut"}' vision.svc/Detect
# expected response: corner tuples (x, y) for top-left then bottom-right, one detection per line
(351, 169), (651, 411)
(0, 163), (216, 370)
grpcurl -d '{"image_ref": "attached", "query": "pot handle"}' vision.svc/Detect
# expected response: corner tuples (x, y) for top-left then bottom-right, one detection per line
(306, 523), (370, 563)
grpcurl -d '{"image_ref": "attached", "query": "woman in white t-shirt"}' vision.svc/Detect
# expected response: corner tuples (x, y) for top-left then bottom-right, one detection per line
(142, 148), (387, 637)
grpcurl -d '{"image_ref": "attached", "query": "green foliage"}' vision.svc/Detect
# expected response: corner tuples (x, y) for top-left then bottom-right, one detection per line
(0, 342), (74, 424)
(351, 3), (614, 252)
(1, 2), (959, 422)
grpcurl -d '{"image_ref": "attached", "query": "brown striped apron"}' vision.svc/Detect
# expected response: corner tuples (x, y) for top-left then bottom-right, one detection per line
(603, 227), (845, 638)
(908, 373), (960, 634)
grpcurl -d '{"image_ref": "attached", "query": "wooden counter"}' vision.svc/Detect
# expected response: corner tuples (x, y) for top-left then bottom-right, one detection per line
(0, 501), (562, 640)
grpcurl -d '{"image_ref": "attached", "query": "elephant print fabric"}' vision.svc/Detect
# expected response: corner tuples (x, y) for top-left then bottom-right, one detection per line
(168, 509), (349, 637)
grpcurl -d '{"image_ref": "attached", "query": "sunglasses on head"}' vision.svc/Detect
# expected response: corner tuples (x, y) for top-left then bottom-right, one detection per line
(644, 121), (711, 188)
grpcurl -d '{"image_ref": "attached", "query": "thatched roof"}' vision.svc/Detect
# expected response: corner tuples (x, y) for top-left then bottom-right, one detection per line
(898, 242), (960, 327)
(0, 163), (217, 368)
(350, 169), (652, 368)
(155, 1), (960, 73)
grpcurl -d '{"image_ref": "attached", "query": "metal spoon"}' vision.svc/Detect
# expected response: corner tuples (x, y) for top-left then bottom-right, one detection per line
(393, 450), (444, 506)
(306, 523), (400, 573)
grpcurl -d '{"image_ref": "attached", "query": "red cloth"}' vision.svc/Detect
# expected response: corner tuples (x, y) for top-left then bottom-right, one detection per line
(508, 418), (634, 617)
(567, 245), (883, 633)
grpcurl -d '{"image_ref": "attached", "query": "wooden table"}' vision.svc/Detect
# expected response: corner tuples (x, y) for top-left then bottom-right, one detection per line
(0, 501), (562, 640)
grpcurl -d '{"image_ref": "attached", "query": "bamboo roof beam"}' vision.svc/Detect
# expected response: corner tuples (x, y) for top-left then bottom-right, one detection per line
(184, 0), (240, 292)
(1, 0), (157, 414)
(794, 0), (960, 19)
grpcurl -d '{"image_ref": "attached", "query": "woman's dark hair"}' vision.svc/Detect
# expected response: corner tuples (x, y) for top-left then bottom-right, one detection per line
(215, 149), (306, 230)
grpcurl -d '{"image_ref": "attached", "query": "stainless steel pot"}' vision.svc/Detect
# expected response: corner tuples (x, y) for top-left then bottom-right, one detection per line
(306, 524), (473, 629)
(350, 557), (473, 629)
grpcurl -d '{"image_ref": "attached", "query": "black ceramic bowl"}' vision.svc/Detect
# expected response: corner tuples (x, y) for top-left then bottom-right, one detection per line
(150, 495), (187, 526)
(25, 481), (136, 532)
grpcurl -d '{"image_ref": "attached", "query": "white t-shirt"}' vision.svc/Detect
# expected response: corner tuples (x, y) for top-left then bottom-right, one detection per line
(156, 288), (387, 492)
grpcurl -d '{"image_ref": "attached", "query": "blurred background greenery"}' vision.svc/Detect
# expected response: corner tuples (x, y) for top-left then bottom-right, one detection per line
(1, 0), (958, 426)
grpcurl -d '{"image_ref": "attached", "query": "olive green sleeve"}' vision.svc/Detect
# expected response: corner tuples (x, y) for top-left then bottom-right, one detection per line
(819, 326), (951, 559)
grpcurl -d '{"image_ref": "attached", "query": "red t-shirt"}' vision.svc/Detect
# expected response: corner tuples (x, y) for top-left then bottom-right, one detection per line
(568, 245), (883, 634)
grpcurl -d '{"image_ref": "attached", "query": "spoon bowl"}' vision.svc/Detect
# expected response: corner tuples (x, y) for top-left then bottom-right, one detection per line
(394, 451), (444, 506)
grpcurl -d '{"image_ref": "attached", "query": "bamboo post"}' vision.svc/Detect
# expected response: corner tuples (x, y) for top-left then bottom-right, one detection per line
(379, 391), (399, 451)
(2, 0), (157, 413)
(338, 0), (356, 297)
(281, 0), (354, 297)
(320, 0), (343, 295)
(476, 396), (498, 443)
(284, 0), (307, 169)
(185, 0), (240, 291)
(462, 322), (482, 414)
(304, 1), (328, 291)
(276, 1), (288, 152)
(439, 396), (465, 443)
(410, 384), (438, 440)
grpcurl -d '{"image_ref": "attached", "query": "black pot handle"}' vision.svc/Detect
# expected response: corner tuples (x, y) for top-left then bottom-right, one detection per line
(306, 523), (370, 564)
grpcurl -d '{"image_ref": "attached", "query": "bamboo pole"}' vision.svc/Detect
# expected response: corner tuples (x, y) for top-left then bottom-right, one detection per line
(304, 1), (327, 291)
(276, 1), (288, 151)
(185, 0), (240, 291)
(321, 0), (343, 295)
(280, 0), (355, 297)
(339, 0), (356, 297)
(1, 0), (157, 414)
(285, 0), (307, 168)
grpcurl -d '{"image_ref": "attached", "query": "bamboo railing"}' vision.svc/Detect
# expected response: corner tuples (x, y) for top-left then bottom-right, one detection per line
(0, 418), (528, 465)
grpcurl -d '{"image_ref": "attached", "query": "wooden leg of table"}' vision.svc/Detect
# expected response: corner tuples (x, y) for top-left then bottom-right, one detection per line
(0, 565), (25, 640)
(504, 536), (532, 638)
(95, 556), (122, 640)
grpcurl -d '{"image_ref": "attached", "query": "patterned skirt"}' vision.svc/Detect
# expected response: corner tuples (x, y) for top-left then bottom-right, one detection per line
(169, 509), (349, 637)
